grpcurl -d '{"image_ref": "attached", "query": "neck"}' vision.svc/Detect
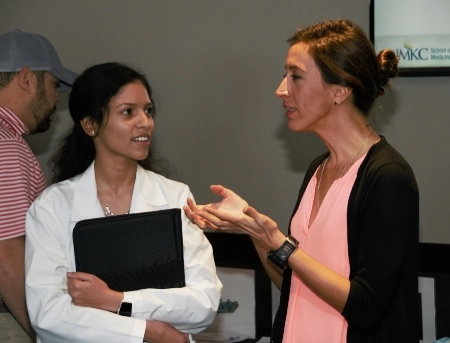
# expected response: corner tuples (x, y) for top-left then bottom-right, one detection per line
(320, 122), (378, 174)
(94, 158), (137, 192)
(338, 127), (374, 178)
(94, 160), (136, 216)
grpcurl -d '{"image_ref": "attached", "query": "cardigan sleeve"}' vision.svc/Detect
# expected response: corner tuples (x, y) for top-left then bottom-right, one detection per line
(342, 158), (419, 330)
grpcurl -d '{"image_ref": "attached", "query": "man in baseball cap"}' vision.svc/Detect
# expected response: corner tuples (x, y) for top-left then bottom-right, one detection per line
(0, 30), (77, 342)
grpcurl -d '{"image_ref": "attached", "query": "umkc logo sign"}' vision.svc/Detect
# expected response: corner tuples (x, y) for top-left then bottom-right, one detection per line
(396, 43), (428, 61)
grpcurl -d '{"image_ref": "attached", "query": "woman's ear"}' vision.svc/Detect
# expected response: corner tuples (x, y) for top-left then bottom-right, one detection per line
(332, 85), (352, 106)
(80, 117), (98, 137)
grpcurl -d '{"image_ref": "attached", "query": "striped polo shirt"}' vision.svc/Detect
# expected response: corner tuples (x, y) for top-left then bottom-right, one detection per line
(0, 105), (47, 240)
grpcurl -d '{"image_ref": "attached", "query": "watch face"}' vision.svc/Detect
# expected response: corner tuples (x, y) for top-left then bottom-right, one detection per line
(267, 239), (297, 270)
(279, 244), (293, 258)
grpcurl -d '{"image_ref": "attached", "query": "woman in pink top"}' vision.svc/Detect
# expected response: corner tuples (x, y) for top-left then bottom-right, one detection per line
(185, 19), (418, 342)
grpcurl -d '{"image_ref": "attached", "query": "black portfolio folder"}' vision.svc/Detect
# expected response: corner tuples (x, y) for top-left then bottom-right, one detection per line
(73, 208), (185, 292)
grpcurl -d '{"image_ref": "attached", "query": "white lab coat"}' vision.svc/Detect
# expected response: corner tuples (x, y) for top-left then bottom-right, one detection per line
(25, 163), (222, 343)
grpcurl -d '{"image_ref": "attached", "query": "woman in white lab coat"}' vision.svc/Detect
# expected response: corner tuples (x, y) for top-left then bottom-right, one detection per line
(25, 62), (222, 343)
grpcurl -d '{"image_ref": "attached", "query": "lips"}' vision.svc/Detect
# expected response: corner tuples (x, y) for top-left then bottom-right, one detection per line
(283, 106), (297, 115)
(131, 135), (150, 142)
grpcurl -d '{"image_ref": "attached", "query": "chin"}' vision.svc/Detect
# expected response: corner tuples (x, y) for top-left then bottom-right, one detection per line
(34, 120), (52, 133)
(287, 123), (304, 132)
(135, 153), (150, 161)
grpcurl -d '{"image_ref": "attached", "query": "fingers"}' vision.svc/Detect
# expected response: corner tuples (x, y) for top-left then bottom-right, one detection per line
(243, 206), (271, 227)
(184, 197), (220, 230)
(66, 272), (93, 281)
(210, 184), (225, 196)
(183, 205), (218, 230)
(183, 206), (194, 222)
(66, 273), (92, 292)
(197, 208), (237, 229)
(243, 205), (258, 218)
(210, 184), (235, 199)
(203, 220), (218, 230)
(145, 320), (190, 343)
(200, 205), (276, 238)
(195, 214), (218, 230)
(244, 206), (278, 229)
(197, 207), (224, 223)
(183, 199), (201, 225)
(201, 206), (237, 222)
(186, 197), (196, 211)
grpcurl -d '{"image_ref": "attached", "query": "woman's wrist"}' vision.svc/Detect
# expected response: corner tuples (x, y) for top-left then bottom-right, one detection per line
(267, 233), (299, 270)
(105, 291), (124, 313)
(269, 230), (290, 251)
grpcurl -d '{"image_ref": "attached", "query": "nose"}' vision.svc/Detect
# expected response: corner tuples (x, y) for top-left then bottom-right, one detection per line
(55, 91), (61, 103)
(275, 77), (288, 98)
(137, 109), (154, 128)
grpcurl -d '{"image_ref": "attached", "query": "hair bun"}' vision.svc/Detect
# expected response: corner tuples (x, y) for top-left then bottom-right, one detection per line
(376, 49), (398, 96)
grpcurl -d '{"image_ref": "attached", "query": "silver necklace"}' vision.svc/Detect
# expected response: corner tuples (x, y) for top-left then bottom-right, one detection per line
(339, 127), (374, 179)
(316, 156), (329, 208)
(97, 186), (129, 216)
(317, 128), (374, 208)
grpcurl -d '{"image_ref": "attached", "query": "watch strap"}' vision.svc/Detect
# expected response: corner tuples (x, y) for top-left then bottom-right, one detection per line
(267, 235), (298, 270)
(117, 300), (132, 317)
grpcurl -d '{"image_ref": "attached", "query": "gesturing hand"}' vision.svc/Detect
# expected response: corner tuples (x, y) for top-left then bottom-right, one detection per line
(184, 185), (285, 249)
(183, 185), (248, 231)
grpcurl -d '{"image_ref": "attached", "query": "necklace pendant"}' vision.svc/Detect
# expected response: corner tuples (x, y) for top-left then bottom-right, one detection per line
(104, 206), (114, 216)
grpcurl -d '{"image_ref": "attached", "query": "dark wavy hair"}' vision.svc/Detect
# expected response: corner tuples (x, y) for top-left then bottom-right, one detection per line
(288, 19), (398, 115)
(50, 62), (175, 183)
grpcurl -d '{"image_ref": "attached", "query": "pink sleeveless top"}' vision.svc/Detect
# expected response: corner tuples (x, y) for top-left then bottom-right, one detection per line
(282, 155), (365, 343)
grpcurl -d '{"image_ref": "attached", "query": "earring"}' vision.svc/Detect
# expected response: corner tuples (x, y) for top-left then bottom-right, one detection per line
(92, 131), (95, 135)
(334, 100), (338, 105)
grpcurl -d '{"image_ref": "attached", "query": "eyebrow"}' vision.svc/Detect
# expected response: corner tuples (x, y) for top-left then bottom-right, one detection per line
(112, 102), (153, 111)
(286, 65), (306, 73)
(116, 102), (153, 106)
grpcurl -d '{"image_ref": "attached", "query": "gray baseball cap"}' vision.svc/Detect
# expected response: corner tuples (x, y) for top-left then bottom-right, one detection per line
(0, 30), (77, 91)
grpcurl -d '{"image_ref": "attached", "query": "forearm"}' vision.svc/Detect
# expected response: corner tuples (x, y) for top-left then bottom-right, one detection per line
(27, 288), (146, 342)
(144, 320), (189, 343)
(126, 284), (219, 331)
(250, 236), (284, 290)
(0, 236), (35, 338)
(250, 220), (350, 311)
(287, 248), (350, 312)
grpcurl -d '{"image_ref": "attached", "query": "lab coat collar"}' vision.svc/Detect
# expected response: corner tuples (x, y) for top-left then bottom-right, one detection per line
(71, 162), (169, 223)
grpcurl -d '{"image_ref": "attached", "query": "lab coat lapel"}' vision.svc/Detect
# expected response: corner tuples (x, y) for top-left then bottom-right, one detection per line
(71, 162), (104, 223)
(70, 164), (168, 223)
(132, 165), (168, 213)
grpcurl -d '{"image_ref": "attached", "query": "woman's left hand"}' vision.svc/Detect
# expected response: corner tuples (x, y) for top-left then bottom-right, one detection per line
(199, 204), (286, 250)
(67, 272), (120, 312)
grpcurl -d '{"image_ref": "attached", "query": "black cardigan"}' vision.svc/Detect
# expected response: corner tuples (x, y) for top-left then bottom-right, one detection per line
(271, 137), (419, 342)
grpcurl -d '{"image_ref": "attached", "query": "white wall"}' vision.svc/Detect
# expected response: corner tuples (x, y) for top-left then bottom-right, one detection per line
(1, 0), (449, 243)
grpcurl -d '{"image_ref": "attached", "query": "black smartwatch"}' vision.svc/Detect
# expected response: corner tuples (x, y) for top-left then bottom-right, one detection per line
(117, 301), (132, 317)
(267, 235), (299, 270)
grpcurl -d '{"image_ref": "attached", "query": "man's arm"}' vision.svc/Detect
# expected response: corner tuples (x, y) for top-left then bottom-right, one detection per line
(0, 235), (36, 338)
